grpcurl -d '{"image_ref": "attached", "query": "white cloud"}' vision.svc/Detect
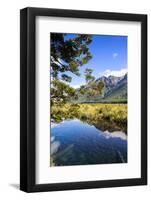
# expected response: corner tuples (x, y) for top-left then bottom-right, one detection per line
(71, 84), (81, 89)
(101, 68), (127, 77)
(112, 53), (118, 59)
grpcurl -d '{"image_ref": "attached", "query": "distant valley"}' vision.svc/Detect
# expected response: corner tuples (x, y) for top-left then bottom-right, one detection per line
(73, 73), (127, 103)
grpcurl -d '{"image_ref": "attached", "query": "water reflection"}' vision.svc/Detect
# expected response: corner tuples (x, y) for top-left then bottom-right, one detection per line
(50, 119), (127, 166)
(50, 139), (60, 155)
(103, 130), (127, 140)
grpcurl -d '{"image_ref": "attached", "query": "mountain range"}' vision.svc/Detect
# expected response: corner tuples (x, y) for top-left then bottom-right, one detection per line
(74, 73), (127, 103)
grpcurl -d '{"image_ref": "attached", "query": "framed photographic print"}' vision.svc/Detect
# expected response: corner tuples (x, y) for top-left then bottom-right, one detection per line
(20, 7), (147, 192)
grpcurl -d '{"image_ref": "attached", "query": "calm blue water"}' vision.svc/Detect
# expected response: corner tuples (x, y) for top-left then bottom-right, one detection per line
(50, 119), (127, 166)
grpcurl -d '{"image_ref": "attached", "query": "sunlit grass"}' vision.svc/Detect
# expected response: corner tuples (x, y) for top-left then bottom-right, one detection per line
(51, 103), (127, 132)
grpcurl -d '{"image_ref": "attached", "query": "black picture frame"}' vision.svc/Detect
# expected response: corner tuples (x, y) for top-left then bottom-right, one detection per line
(20, 7), (147, 192)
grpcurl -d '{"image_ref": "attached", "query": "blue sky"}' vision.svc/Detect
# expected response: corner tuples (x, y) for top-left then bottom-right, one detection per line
(64, 34), (127, 88)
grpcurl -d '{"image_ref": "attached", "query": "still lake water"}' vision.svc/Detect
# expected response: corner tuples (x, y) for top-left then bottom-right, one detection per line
(50, 119), (127, 166)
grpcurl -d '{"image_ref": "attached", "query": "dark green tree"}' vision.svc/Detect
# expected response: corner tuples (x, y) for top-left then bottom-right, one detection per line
(51, 33), (93, 104)
(51, 80), (76, 105)
(79, 85), (87, 95)
(51, 33), (93, 80)
(84, 68), (95, 83)
(83, 68), (105, 100)
(97, 81), (105, 92)
(84, 80), (105, 101)
(73, 67), (105, 102)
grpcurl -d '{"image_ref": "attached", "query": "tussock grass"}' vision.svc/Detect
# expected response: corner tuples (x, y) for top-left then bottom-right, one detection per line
(52, 103), (127, 132)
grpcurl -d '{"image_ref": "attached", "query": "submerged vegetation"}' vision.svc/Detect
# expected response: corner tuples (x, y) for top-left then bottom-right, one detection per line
(51, 103), (127, 133)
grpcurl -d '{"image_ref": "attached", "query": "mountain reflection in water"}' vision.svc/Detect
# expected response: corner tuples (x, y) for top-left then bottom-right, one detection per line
(50, 119), (127, 166)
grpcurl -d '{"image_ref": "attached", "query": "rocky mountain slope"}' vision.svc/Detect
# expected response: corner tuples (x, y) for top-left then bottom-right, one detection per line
(74, 73), (127, 103)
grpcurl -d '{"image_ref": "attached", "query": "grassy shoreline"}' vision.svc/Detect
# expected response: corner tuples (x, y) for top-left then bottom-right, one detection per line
(52, 103), (127, 133)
